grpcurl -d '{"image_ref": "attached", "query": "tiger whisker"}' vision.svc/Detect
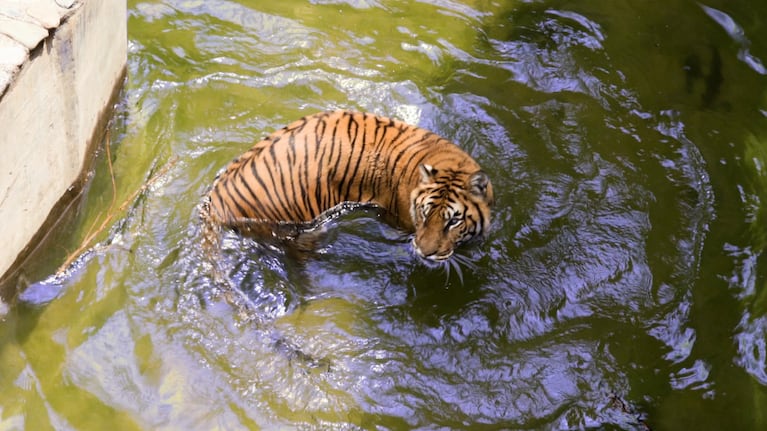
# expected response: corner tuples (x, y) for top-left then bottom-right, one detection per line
(452, 252), (478, 271)
(417, 250), (476, 285)
(448, 257), (464, 285)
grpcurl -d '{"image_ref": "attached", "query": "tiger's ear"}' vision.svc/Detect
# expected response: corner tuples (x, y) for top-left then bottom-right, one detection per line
(468, 171), (492, 202)
(419, 164), (437, 184)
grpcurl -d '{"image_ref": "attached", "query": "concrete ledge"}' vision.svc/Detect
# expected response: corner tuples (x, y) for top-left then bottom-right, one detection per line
(0, 0), (127, 295)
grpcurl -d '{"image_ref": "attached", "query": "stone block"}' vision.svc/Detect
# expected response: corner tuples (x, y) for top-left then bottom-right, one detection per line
(0, 0), (127, 286)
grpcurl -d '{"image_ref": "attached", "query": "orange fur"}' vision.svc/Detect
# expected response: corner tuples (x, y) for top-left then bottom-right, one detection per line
(206, 110), (493, 260)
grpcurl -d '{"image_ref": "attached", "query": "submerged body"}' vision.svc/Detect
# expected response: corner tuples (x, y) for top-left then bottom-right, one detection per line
(206, 110), (493, 261)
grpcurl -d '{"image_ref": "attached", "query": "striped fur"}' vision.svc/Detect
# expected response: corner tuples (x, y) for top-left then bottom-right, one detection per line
(206, 110), (493, 261)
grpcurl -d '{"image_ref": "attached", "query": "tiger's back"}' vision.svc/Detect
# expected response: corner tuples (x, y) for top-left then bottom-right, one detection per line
(206, 110), (493, 261)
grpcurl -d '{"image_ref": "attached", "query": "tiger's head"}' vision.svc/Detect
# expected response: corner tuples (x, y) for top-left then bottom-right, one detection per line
(409, 164), (494, 263)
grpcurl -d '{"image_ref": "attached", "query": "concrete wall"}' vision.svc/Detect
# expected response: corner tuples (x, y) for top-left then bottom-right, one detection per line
(0, 1), (127, 290)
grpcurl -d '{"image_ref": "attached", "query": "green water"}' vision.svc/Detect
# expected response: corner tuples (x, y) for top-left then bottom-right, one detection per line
(2, 0), (767, 429)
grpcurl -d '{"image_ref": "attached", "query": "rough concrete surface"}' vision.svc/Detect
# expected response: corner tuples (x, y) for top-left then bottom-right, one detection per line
(0, 0), (127, 287)
(0, 0), (80, 95)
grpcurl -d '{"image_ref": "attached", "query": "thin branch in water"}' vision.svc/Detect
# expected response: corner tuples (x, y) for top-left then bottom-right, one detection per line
(106, 131), (117, 210)
(55, 154), (178, 276)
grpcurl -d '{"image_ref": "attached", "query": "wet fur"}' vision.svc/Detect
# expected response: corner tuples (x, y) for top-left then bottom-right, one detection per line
(205, 110), (494, 263)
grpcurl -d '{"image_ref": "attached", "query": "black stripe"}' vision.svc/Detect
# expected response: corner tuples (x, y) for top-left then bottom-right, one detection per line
(357, 113), (371, 201)
(265, 143), (290, 220)
(386, 132), (431, 197)
(302, 133), (318, 218)
(314, 117), (328, 212)
(283, 131), (300, 219)
(369, 120), (389, 200)
(226, 175), (260, 220)
(472, 202), (485, 236)
(286, 131), (307, 220)
(320, 118), (335, 209)
(377, 126), (409, 195)
(387, 132), (424, 175)
(247, 158), (284, 221)
(211, 182), (236, 221)
(233, 165), (276, 220)
(326, 115), (342, 207)
(339, 112), (360, 202)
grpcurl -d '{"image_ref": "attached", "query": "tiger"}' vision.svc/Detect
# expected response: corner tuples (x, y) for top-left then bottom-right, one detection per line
(204, 110), (493, 264)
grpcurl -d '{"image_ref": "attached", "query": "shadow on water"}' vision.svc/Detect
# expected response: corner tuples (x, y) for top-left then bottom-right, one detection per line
(1, 0), (767, 429)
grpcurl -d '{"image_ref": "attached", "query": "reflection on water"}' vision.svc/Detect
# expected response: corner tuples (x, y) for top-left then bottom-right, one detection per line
(1, 0), (767, 429)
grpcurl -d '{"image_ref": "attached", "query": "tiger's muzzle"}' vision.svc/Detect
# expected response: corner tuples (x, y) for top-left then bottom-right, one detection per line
(412, 238), (454, 262)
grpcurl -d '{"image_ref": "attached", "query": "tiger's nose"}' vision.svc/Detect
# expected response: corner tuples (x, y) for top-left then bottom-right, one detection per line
(413, 239), (452, 261)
